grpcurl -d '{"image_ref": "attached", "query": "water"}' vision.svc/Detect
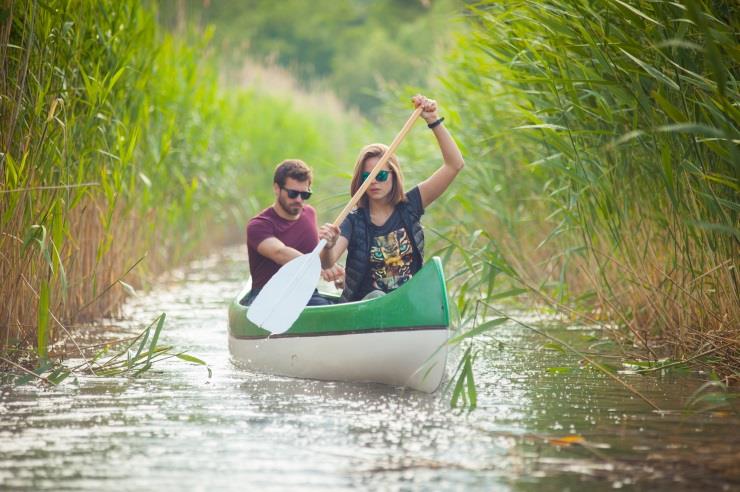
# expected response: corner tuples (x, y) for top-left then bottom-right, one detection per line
(1, 247), (738, 491)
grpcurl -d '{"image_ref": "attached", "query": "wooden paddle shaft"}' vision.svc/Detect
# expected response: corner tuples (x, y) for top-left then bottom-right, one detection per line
(332, 106), (424, 227)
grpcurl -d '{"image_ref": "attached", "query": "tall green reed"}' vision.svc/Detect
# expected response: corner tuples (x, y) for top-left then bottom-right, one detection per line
(433, 0), (738, 375)
(1, 0), (363, 366)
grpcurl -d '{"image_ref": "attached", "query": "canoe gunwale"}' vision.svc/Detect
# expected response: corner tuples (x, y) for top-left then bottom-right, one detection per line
(229, 257), (450, 341)
(230, 324), (448, 340)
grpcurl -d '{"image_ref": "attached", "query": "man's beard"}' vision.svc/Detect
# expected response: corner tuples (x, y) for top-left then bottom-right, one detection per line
(277, 195), (302, 217)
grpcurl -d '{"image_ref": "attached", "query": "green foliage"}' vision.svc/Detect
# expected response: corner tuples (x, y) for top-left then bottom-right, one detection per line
(2, 312), (210, 385)
(449, 345), (478, 409)
(156, 0), (463, 115)
(684, 377), (736, 414)
(1, 0), (365, 359)
(447, 316), (507, 346)
(435, 0), (739, 360)
(36, 281), (50, 360)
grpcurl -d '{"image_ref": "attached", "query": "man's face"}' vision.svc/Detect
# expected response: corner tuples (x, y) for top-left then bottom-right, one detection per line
(274, 177), (311, 218)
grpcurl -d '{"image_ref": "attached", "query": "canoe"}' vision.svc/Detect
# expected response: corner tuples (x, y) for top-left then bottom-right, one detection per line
(228, 257), (450, 393)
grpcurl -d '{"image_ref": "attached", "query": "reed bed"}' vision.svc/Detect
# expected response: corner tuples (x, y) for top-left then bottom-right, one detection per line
(433, 0), (738, 379)
(1, 0), (362, 366)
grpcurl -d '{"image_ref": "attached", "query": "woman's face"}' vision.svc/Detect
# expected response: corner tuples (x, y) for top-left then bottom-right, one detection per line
(362, 156), (394, 203)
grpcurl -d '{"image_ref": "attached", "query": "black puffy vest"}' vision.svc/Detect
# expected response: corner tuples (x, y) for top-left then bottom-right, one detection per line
(340, 201), (425, 302)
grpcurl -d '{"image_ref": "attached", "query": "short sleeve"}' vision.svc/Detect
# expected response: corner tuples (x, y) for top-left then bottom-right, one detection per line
(339, 214), (353, 241)
(247, 216), (275, 251)
(405, 186), (425, 220)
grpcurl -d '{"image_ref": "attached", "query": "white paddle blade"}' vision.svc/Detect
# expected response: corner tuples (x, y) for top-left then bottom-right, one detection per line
(246, 242), (325, 334)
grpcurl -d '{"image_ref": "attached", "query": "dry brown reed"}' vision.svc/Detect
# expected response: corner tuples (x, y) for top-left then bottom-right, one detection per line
(1, 0), (363, 368)
(483, 213), (739, 383)
(1, 195), (140, 349)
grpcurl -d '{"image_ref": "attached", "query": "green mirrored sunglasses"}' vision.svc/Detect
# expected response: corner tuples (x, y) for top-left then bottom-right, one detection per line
(361, 170), (392, 182)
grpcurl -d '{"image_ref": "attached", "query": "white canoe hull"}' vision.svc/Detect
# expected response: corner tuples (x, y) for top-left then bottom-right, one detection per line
(229, 328), (448, 393)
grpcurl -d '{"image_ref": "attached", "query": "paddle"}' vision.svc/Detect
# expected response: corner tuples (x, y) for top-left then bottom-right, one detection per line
(247, 106), (424, 334)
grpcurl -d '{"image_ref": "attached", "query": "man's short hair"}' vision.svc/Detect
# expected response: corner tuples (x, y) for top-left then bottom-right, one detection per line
(273, 159), (312, 187)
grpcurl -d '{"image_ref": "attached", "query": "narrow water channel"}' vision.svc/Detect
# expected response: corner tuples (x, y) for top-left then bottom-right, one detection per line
(1, 247), (738, 490)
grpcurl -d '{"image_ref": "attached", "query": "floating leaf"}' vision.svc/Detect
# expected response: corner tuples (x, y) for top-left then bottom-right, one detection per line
(549, 435), (585, 446)
(176, 353), (212, 378)
(448, 317), (507, 345)
(541, 341), (565, 353)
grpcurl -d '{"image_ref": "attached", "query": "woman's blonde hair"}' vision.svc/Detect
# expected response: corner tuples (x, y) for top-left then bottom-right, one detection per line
(349, 143), (406, 208)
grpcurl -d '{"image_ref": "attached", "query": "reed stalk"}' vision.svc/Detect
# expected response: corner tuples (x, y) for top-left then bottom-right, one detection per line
(1, 0), (363, 369)
(433, 0), (738, 378)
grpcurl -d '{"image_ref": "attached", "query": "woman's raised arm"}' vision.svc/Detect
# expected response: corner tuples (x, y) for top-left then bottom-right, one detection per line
(413, 95), (465, 208)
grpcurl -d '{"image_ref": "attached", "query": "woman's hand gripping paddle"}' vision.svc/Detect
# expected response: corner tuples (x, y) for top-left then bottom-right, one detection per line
(247, 106), (424, 334)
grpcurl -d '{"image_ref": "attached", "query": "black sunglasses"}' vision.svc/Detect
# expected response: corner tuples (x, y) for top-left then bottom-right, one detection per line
(361, 170), (392, 183)
(281, 187), (312, 200)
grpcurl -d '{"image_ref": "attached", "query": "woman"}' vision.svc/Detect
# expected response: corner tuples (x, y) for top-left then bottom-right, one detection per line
(319, 94), (464, 302)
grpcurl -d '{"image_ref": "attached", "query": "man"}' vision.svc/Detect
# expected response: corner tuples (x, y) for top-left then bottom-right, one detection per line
(244, 159), (343, 306)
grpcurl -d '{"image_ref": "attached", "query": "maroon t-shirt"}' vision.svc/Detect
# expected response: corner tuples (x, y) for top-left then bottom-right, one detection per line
(246, 205), (319, 291)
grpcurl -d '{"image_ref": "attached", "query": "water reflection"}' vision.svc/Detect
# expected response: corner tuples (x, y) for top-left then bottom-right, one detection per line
(1, 246), (737, 491)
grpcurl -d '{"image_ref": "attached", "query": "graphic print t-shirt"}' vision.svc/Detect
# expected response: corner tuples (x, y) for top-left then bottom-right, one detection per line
(340, 187), (424, 297)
